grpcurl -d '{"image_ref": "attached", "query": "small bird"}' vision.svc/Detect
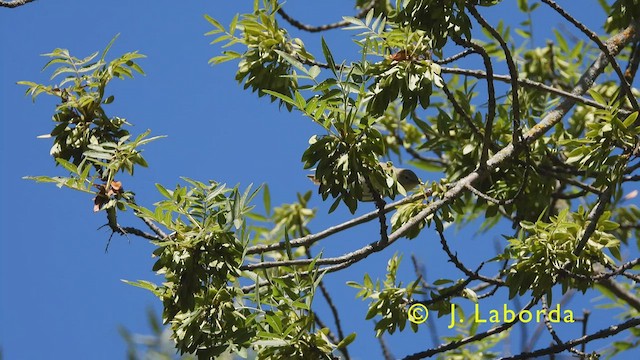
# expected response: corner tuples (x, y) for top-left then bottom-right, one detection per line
(308, 162), (421, 202)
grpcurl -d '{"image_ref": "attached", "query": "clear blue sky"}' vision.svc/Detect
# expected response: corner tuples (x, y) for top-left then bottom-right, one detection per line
(1, 1), (639, 359)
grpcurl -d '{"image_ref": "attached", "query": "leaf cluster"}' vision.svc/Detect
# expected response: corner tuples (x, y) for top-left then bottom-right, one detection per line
(503, 208), (621, 302)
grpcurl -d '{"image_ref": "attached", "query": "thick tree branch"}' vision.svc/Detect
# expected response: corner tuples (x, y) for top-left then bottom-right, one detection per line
(0, 0), (35, 8)
(243, 20), (639, 297)
(541, 0), (640, 111)
(246, 191), (429, 255)
(597, 277), (640, 312)
(499, 316), (640, 360)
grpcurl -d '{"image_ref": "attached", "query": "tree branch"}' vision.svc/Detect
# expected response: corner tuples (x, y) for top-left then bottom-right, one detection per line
(440, 67), (633, 118)
(276, 0), (376, 33)
(500, 316), (640, 360)
(541, 0), (640, 112)
(0, 0), (35, 8)
(401, 298), (539, 359)
(467, 4), (522, 142)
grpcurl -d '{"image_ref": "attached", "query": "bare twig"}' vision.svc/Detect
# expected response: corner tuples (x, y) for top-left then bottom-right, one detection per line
(410, 255), (441, 347)
(581, 310), (590, 356)
(597, 277), (640, 312)
(525, 290), (576, 352)
(441, 83), (483, 139)
(540, 296), (587, 357)
(624, 41), (640, 84)
(437, 229), (504, 286)
(440, 67), (633, 118)
(377, 333), (395, 360)
(452, 36), (497, 166)
(277, 0), (376, 33)
(573, 186), (612, 256)
(139, 215), (167, 238)
(312, 312), (340, 345)
(467, 5), (522, 143)
(434, 49), (476, 65)
(120, 226), (161, 241)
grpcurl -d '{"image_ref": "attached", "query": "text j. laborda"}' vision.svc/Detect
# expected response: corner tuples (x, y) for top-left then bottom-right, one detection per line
(448, 303), (574, 328)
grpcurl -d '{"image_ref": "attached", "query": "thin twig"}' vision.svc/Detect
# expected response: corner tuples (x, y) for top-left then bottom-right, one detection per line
(312, 312), (340, 345)
(541, 0), (640, 111)
(441, 83), (483, 139)
(121, 226), (161, 241)
(573, 186), (612, 256)
(305, 248), (350, 360)
(524, 290), (576, 351)
(434, 49), (476, 65)
(401, 298), (539, 359)
(499, 316), (640, 360)
(437, 229), (504, 286)
(452, 36), (497, 166)
(581, 310), (590, 356)
(377, 333), (395, 360)
(540, 296), (587, 357)
(139, 215), (167, 238)
(467, 5), (522, 143)
(624, 41), (640, 84)
(597, 277), (640, 312)
(276, 0), (376, 33)
(440, 67), (633, 118)
(410, 255), (441, 347)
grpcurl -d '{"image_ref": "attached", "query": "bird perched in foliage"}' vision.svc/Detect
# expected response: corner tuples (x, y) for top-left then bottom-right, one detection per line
(308, 162), (421, 202)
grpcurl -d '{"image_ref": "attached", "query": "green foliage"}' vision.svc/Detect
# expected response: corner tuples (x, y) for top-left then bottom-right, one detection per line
(389, 0), (472, 49)
(503, 208), (620, 302)
(20, 37), (158, 217)
(252, 272), (340, 360)
(205, 0), (313, 109)
(19, 36), (146, 167)
(604, 0), (640, 33)
(130, 180), (260, 356)
(21, 0), (640, 359)
(347, 254), (423, 336)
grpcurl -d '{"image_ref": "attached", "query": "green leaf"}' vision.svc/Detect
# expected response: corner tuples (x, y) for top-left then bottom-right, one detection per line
(321, 38), (337, 76)
(156, 183), (172, 199)
(121, 279), (158, 292)
(263, 184), (271, 217)
(336, 333), (356, 348)
(588, 89), (606, 105)
(262, 89), (296, 108)
(623, 111), (639, 128)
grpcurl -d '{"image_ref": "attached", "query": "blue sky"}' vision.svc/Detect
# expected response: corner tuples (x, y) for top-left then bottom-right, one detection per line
(1, 1), (639, 359)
